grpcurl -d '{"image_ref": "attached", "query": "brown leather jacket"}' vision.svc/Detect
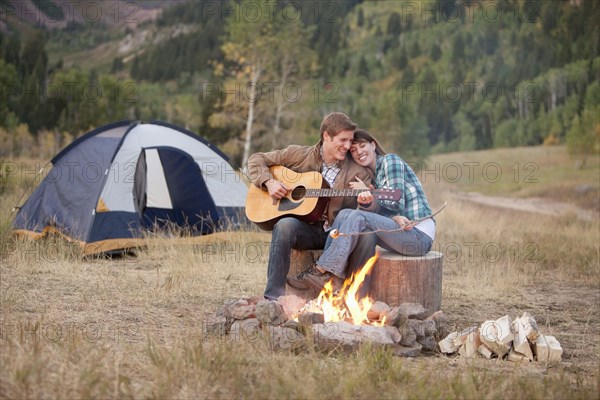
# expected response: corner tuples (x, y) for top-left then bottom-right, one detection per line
(246, 142), (373, 223)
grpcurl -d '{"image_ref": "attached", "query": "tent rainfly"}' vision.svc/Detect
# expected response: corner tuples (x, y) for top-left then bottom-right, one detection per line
(12, 121), (248, 255)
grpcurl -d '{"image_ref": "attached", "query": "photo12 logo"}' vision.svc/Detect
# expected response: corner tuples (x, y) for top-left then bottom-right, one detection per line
(400, 81), (540, 105)
(0, 1), (140, 25)
(200, 1), (341, 23)
(200, 81), (339, 104)
(1, 80), (138, 105)
(395, 1), (541, 23)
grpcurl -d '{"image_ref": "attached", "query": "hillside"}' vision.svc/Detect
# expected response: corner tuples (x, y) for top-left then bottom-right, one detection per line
(0, 0), (598, 167)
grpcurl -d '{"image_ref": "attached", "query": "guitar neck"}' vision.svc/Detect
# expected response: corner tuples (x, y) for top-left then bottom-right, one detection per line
(305, 188), (371, 198)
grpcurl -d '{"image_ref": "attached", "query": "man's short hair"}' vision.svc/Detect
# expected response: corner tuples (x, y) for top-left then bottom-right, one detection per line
(320, 112), (357, 140)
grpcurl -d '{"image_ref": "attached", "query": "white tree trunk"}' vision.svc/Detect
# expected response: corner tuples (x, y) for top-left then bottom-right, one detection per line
(242, 66), (261, 168)
(272, 55), (292, 149)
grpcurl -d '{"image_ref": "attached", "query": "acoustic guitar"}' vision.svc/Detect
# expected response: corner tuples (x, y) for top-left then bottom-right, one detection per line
(245, 165), (402, 230)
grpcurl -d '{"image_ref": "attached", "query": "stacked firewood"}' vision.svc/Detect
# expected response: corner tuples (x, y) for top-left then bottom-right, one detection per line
(438, 312), (562, 362)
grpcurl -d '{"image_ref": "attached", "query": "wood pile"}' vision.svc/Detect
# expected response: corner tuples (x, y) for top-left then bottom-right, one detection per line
(438, 311), (563, 362)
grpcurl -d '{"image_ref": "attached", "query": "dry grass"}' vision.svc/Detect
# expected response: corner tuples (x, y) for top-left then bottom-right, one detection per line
(1, 146), (599, 399)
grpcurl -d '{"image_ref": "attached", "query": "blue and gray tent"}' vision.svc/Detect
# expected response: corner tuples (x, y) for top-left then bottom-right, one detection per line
(13, 121), (248, 255)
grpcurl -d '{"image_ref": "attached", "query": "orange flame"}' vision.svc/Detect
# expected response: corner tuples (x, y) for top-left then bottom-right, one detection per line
(312, 252), (384, 326)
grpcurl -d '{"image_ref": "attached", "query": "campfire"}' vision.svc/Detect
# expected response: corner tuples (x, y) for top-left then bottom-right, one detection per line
(204, 253), (562, 361)
(296, 254), (386, 326)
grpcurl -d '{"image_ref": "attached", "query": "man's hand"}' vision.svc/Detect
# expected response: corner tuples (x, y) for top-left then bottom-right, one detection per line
(392, 215), (414, 230)
(264, 179), (290, 200)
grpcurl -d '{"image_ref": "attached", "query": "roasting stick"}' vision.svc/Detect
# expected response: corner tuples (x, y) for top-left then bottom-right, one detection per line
(329, 201), (447, 239)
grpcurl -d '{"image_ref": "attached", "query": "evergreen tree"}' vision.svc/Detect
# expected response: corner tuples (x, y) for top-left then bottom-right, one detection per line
(386, 12), (402, 36)
(410, 41), (421, 58)
(431, 43), (442, 61)
(392, 47), (408, 70)
(357, 8), (364, 27)
(403, 65), (415, 83)
(358, 56), (369, 77)
(452, 34), (464, 63)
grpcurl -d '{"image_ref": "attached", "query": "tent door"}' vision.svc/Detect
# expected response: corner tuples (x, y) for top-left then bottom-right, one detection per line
(134, 147), (218, 234)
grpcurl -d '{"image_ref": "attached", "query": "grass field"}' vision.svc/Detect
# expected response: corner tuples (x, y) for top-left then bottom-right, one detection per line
(1, 145), (599, 399)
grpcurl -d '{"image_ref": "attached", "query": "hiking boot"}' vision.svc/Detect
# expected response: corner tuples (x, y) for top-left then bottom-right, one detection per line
(286, 265), (320, 290)
(286, 264), (342, 294)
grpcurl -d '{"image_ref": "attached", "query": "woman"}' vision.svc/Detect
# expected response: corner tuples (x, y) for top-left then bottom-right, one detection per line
(287, 129), (435, 294)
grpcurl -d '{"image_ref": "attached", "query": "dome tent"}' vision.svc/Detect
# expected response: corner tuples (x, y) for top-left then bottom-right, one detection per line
(13, 121), (248, 255)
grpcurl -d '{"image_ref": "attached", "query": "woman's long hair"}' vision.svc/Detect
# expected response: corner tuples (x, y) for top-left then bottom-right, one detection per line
(353, 129), (386, 155)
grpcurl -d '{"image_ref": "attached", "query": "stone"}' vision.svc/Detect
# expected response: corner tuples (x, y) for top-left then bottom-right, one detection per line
(398, 323), (417, 347)
(394, 342), (423, 357)
(417, 335), (437, 352)
(298, 312), (325, 326)
(422, 319), (437, 336)
(383, 307), (408, 327)
(277, 295), (307, 320)
(544, 335), (563, 362)
(244, 296), (263, 305)
(427, 311), (450, 339)
(532, 334), (549, 362)
(368, 301), (391, 321)
(255, 300), (288, 326)
(405, 319), (436, 339)
(229, 318), (261, 342)
(384, 326), (402, 344)
(397, 303), (430, 320)
(229, 304), (256, 320)
(266, 326), (305, 351)
(282, 319), (302, 332)
(312, 321), (395, 352)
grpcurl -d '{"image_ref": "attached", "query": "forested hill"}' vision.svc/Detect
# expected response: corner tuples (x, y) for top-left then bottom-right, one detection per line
(1, 0), (598, 165)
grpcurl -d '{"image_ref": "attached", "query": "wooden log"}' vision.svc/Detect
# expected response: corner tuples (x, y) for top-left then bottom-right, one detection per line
(287, 249), (323, 299)
(532, 334), (549, 362)
(288, 248), (443, 310)
(545, 335), (563, 362)
(289, 249), (323, 277)
(371, 248), (443, 311)
(512, 317), (534, 361)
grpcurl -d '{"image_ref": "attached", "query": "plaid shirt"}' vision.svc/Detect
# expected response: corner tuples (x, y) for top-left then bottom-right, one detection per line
(375, 154), (432, 220)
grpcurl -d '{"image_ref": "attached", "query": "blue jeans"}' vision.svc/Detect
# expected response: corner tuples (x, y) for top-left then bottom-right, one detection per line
(318, 209), (433, 278)
(264, 217), (328, 300)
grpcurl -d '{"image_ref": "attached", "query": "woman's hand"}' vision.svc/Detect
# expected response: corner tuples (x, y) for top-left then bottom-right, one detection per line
(357, 190), (374, 207)
(392, 215), (414, 230)
(351, 177), (375, 207)
(349, 176), (370, 190)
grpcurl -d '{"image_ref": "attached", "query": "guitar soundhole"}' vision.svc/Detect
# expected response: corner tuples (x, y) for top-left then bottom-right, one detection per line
(291, 186), (306, 200)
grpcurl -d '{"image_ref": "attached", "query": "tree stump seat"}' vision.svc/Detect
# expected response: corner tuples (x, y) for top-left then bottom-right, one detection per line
(287, 247), (443, 311)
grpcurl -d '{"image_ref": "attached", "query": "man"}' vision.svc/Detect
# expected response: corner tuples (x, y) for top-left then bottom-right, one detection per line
(246, 112), (373, 300)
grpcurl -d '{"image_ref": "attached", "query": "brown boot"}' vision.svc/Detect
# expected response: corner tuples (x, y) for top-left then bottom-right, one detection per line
(287, 264), (343, 294)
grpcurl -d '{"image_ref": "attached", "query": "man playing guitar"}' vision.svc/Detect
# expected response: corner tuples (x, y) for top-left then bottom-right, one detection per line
(246, 112), (373, 300)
